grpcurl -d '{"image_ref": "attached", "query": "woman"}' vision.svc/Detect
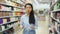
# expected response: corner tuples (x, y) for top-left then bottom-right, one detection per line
(20, 3), (38, 34)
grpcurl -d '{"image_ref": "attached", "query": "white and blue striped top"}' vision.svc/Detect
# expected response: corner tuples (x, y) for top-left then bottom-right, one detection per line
(20, 14), (38, 30)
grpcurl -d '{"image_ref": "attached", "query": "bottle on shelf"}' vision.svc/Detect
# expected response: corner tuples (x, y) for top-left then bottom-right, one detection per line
(6, 18), (10, 22)
(0, 18), (3, 24)
(0, 12), (3, 17)
(3, 18), (7, 24)
(10, 17), (16, 21)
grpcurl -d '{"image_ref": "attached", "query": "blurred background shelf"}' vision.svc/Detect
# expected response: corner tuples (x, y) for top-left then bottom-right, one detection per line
(0, 19), (19, 25)
(0, 27), (13, 32)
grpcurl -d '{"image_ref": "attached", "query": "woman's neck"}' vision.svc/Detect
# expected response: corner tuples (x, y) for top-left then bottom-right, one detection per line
(26, 13), (30, 16)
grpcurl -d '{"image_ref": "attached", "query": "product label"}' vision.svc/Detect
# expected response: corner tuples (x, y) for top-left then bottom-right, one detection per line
(0, 5), (12, 11)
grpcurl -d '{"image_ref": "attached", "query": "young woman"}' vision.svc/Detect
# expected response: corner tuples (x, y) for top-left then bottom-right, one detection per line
(20, 3), (38, 34)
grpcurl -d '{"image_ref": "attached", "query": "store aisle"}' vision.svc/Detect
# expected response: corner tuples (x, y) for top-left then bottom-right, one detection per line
(17, 16), (49, 34)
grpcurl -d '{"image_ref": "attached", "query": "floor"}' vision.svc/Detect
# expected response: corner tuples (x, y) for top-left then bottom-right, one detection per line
(36, 21), (49, 34)
(16, 16), (49, 34)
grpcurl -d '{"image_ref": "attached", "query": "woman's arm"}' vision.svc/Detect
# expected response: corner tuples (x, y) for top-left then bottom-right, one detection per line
(20, 16), (24, 29)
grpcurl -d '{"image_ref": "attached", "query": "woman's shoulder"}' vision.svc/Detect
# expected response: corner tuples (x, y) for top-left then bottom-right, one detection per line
(21, 14), (26, 19)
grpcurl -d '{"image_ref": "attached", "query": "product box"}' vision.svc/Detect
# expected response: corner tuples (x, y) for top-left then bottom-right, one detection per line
(5, 12), (9, 16)
(0, 18), (3, 24)
(3, 18), (7, 24)
(7, 18), (10, 22)
(0, 0), (5, 3)
(1, 25), (5, 31)
(0, 12), (3, 17)
(2, 12), (6, 16)
(10, 17), (16, 21)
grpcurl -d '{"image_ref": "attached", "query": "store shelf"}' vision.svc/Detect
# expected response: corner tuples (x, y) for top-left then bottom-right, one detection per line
(0, 11), (12, 12)
(50, 17), (60, 23)
(0, 16), (21, 19)
(49, 8), (60, 34)
(19, 0), (25, 3)
(0, 0), (22, 34)
(51, 9), (60, 13)
(0, 19), (20, 26)
(0, 3), (24, 9)
(10, 0), (24, 5)
(0, 20), (20, 32)
(0, 27), (13, 32)
(55, 29), (59, 34)
(51, 1), (57, 8)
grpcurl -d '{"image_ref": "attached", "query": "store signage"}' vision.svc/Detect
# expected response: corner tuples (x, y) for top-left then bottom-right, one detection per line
(0, 5), (12, 11)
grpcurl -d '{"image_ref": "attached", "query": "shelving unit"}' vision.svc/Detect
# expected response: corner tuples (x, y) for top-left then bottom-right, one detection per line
(0, 3), (24, 9)
(0, 19), (19, 25)
(0, 16), (21, 34)
(49, 0), (60, 34)
(49, 9), (60, 34)
(0, 0), (24, 34)
(0, 26), (13, 32)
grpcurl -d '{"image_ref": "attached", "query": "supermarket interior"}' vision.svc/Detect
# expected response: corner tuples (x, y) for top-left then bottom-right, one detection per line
(0, 0), (60, 34)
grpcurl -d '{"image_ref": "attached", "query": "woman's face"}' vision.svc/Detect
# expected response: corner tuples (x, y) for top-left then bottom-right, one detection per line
(25, 5), (32, 14)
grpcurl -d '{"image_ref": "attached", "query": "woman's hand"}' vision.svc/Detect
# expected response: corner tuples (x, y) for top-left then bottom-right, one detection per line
(30, 24), (35, 29)
(21, 26), (25, 29)
(22, 26), (25, 29)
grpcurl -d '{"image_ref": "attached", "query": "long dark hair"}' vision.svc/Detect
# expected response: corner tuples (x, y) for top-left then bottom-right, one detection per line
(25, 3), (35, 25)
